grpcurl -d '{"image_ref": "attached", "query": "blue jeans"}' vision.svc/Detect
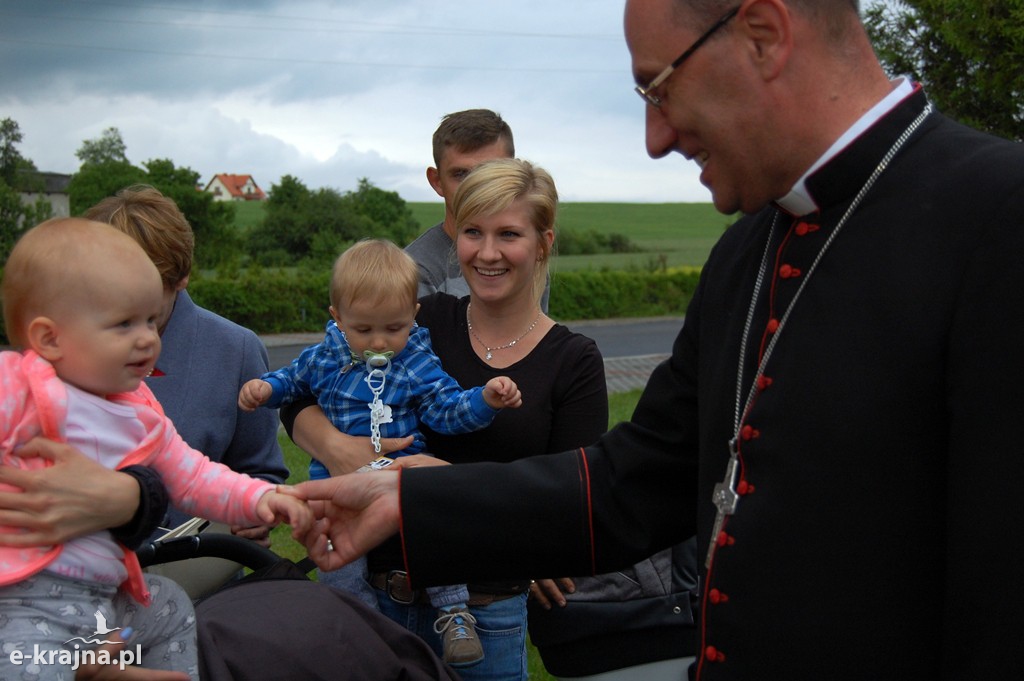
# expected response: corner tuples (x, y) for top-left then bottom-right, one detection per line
(376, 590), (529, 681)
(317, 558), (380, 610)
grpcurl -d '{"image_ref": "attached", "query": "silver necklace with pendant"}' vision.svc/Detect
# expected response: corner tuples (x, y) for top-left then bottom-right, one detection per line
(466, 302), (542, 361)
(707, 103), (934, 570)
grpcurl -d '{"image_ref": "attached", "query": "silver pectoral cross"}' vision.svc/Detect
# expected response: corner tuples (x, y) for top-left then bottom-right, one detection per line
(706, 439), (741, 569)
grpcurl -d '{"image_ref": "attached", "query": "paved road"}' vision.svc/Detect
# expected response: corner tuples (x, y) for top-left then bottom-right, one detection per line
(565, 317), (681, 394)
(261, 316), (683, 395)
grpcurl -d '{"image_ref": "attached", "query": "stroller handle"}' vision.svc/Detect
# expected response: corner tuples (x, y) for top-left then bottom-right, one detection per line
(136, 532), (283, 571)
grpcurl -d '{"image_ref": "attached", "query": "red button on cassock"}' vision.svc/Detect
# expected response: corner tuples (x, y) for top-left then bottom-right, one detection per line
(779, 264), (801, 279)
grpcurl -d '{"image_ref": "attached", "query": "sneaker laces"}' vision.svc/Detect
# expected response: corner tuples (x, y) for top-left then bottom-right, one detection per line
(433, 610), (478, 640)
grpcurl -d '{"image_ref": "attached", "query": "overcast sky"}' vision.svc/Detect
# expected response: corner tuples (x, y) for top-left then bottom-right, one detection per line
(0, 0), (715, 204)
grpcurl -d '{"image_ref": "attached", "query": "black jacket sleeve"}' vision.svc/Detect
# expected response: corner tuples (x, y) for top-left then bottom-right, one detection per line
(114, 465), (169, 550)
(279, 395), (319, 440)
(400, 318), (702, 587)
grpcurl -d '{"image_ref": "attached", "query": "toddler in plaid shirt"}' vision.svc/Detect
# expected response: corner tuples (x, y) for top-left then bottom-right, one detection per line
(238, 238), (521, 668)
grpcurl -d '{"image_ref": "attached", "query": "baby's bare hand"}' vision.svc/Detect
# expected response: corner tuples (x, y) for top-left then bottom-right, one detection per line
(484, 376), (522, 409)
(238, 379), (272, 411)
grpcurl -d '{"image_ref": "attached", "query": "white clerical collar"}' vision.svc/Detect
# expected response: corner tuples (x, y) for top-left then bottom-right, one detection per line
(775, 78), (916, 216)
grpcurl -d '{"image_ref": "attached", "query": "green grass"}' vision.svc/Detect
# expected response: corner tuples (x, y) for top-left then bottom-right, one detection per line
(407, 202), (444, 232)
(230, 200), (268, 232)
(270, 389), (644, 680)
(234, 200), (730, 272)
(609, 388), (643, 424)
(268, 432), (313, 564)
(558, 202), (730, 271)
(407, 201), (731, 270)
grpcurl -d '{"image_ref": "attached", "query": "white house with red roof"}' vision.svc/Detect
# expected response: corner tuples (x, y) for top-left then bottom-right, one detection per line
(204, 174), (267, 201)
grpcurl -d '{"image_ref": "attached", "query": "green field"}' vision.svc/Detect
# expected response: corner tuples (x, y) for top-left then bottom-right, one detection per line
(231, 200), (267, 232)
(233, 200), (728, 270)
(410, 201), (730, 270)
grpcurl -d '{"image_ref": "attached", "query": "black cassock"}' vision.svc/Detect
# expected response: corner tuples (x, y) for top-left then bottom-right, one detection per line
(401, 88), (1024, 680)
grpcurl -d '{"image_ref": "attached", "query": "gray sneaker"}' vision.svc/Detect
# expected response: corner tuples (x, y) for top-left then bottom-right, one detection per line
(433, 607), (484, 668)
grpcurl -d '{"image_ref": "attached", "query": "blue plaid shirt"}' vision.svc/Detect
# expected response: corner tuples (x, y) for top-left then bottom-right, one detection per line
(263, 321), (497, 466)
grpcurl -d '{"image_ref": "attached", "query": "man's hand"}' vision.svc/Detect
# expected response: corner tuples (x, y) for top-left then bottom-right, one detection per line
(293, 471), (402, 571)
(389, 454), (449, 469)
(0, 438), (139, 546)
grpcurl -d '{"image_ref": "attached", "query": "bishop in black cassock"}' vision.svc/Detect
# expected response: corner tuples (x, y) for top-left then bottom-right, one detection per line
(397, 84), (1024, 680)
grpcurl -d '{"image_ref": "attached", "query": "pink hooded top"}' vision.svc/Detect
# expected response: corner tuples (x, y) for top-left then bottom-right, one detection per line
(0, 350), (273, 604)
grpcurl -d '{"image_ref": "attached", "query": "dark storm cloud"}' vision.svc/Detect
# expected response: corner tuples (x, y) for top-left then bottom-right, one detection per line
(0, 0), (709, 202)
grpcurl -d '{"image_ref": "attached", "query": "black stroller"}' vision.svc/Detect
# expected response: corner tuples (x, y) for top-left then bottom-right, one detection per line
(138, 533), (460, 680)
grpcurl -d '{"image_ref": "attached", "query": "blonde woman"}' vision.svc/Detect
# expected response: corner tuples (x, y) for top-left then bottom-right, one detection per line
(283, 159), (608, 681)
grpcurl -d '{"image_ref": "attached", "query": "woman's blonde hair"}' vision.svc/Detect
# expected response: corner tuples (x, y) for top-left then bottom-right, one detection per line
(85, 184), (194, 289)
(330, 239), (419, 311)
(451, 158), (557, 299)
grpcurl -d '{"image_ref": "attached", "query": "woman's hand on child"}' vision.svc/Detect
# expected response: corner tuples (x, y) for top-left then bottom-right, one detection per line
(483, 376), (523, 409)
(0, 438), (140, 546)
(237, 379), (272, 412)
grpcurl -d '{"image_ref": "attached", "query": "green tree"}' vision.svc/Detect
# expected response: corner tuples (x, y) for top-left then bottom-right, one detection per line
(1, 118), (52, 263)
(67, 127), (243, 267)
(1, 117), (31, 187)
(250, 176), (358, 266)
(865, 0), (1024, 141)
(248, 175), (315, 265)
(75, 126), (129, 165)
(68, 127), (145, 214)
(342, 178), (420, 246)
(144, 158), (240, 268)
(67, 160), (147, 215)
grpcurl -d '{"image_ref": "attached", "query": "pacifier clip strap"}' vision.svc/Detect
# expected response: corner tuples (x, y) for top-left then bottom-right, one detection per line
(365, 364), (388, 454)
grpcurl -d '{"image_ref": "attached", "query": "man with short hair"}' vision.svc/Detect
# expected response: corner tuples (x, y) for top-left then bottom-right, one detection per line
(405, 109), (552, 313)
(405, 109), (514, 300)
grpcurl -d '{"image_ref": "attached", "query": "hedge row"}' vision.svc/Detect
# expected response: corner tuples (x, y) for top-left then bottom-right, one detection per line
(188, 268), (333, 334)
(548, 269), (699, 321)
(0, 267), (701, 343)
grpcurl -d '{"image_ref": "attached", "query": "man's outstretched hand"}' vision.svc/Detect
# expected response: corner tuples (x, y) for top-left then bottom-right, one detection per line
(291, 470), (402, 571)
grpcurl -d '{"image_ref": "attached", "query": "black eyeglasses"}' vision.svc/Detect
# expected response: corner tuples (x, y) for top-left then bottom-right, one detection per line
(634, 6), (741, 108)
